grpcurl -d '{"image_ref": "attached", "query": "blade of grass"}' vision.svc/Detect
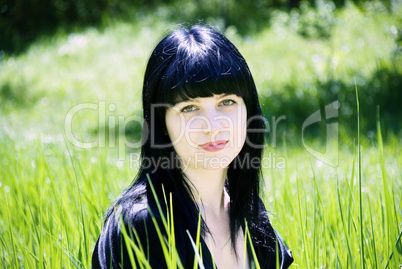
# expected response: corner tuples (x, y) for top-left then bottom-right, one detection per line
(147, 175), (183, 268)
(187, 230), (205, 269)
(193, 212), (202, 269)
(347, 144), (356, 236)
(146, 174), (168, 231)
(169, 192), (176, 268)
(296, 172), (310, 267)
(366, 196), (378, 268)
(39, 174), (45, 269)
(6, 193), (19, 268)
(243, 221), (248, 269)
(244, 220), (260, 269)
(64, 136), (88, 265)
(119, 213), (152, 269)
(24, 193), (41, 251)
(356, 84), (365, 269)
(41, 220), (87, 268)
(41, 145), (72, 254)
(377, 106), (395, 259)
(384, 222), (402, 269)
(336, 177), (353, 268)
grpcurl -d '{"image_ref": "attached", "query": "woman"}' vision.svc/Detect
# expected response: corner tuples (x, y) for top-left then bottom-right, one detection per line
(92, 25), (293, 269)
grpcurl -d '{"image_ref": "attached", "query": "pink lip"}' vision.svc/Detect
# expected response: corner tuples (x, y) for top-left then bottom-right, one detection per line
(199, 140), (229, 152)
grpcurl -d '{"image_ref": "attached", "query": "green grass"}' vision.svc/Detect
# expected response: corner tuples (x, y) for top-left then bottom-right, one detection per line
(0, 125), (401, 268)
(0, 3), (401, 268)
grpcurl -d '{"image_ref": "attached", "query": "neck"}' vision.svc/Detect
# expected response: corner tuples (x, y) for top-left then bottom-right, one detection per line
(182, 167), (228, 216)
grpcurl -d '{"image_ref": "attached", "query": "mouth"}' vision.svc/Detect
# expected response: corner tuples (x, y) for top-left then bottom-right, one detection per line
(199, 140), (229, 152)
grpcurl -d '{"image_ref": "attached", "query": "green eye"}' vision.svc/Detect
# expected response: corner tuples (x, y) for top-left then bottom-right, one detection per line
(220, 99), (235, 106)
(181, 105), (197, 113)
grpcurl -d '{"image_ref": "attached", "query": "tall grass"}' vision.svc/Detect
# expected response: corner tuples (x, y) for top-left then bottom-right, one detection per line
(356, 85), (364, 269)
(0, 128), (401, 267)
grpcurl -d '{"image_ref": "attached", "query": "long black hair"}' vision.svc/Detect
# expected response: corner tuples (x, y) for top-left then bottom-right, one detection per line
(112, 24), (270, 256)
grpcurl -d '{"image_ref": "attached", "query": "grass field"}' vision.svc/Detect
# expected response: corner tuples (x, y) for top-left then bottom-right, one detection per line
(0, 126), (401, 268)
(0, 3), (401, 268)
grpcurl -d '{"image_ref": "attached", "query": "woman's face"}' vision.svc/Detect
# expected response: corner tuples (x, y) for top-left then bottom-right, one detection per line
(165, 94), (247, 171)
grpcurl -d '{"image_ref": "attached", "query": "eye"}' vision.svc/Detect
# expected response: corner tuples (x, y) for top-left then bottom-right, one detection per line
(181, 105), (197, 113)
(219, 99), (236, 106)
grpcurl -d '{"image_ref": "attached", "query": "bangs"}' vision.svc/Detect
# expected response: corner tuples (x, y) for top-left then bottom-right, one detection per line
(155, 45), (252, 105)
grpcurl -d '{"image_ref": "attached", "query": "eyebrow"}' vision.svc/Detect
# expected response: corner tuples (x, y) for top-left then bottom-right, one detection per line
(175, 99), (200, 105)
(174, 94), (236, 106)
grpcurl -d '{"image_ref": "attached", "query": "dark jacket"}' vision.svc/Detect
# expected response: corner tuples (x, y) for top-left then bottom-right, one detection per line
(92, 188), (293, 269)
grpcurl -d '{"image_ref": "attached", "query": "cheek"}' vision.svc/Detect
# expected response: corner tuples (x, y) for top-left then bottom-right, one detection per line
(239, 107), (248, 146)
(185, 118), (205, 141)
(166, 125), (183, 147)
(166, 115), (197, 149)
(165, 113), (181, 143)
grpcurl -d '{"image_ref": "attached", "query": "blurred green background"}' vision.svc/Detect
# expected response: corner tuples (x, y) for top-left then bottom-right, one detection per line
(0, 0), (401, 144)
(0, 0), (401, 268)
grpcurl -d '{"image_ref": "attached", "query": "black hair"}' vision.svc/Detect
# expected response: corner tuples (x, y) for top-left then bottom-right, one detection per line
(111, 25), (270, 258)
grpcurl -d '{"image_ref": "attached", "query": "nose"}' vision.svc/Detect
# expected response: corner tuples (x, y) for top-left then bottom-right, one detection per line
(201, 107), (224, 134)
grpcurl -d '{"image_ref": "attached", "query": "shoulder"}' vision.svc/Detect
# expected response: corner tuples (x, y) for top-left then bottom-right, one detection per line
(92, 187), (168, 269)
(251, 197), (293, 269)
